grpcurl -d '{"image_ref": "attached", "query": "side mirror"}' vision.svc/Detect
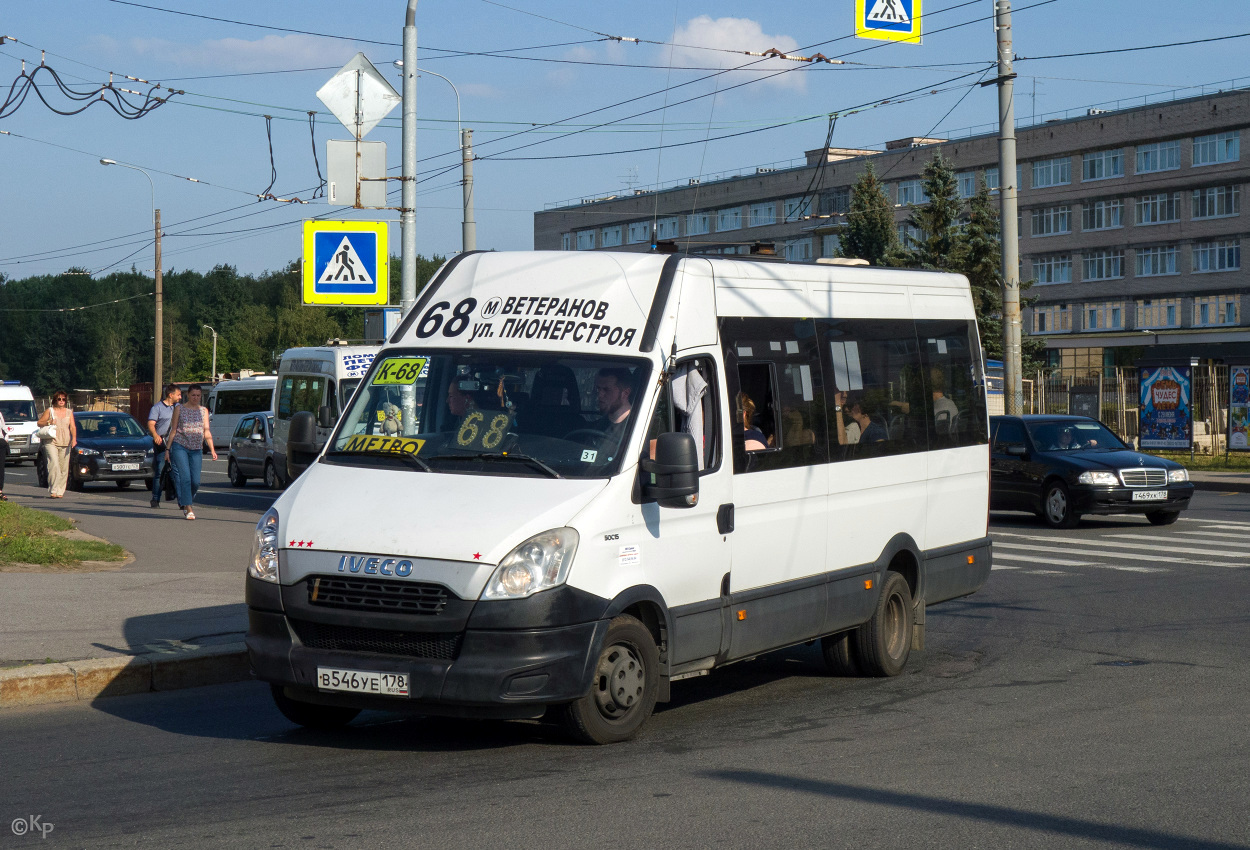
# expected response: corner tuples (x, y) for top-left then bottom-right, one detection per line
(1006, 444), (1028, 457)
(640, 432), (699, 508)
(317, 405), (334, 428)
(287, 410), (320, 481)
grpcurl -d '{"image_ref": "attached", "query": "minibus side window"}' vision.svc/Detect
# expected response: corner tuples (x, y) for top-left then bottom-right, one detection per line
(917, 320), (990, 448)
(646, 357), (720, 472)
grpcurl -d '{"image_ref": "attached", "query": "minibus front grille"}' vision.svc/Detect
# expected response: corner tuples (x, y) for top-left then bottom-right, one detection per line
(306, 576), (450, 615)
(290, 619), (463, 659)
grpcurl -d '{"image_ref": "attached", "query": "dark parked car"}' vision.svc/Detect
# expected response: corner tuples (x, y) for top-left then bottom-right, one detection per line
(66, 411), (156, 490)
(227, 412), (280, 489)
(990, 415), (1194, 528)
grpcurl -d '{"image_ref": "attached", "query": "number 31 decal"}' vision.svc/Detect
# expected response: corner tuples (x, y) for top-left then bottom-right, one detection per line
(416, 298), (478, 339)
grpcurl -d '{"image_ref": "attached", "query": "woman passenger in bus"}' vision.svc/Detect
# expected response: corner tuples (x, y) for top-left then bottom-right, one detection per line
(736, 392), (768, 451)
(846, 395), (887, 444)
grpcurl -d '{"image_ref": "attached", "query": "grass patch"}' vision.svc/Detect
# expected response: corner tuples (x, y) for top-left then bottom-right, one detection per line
(0, 501), (127, 566)
(1145, 451), (1250, 471)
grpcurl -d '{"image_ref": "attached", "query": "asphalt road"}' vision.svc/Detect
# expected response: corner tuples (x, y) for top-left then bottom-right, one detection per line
(2, 495), (1248, 849)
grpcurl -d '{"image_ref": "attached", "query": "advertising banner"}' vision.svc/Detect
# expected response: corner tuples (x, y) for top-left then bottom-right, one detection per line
(1230, 366), (1250, 451)
(1138, 366), (1192, 450)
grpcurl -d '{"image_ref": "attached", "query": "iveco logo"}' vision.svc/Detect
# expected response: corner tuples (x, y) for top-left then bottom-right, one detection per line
(481, 297), (503, 319)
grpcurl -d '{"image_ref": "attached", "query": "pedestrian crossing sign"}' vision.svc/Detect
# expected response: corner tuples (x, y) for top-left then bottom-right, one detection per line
(302, 220), (389, 305)
(856, 0), (922, 43)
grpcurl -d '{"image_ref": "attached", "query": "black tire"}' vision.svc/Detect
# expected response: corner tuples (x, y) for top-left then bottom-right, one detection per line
(559, 614), (659, 745)
(264, 461), (281, 490)
(269, 685), (360, 730)
(1147, 510), (1181, 526)
(1042, 480), (1081, 529)
(116, 479), (131, 489)
(228, 458), (247, 488)
(853, 572), (914, 678)
(821, 631), (861, 676)
(67, 475), (84, 492)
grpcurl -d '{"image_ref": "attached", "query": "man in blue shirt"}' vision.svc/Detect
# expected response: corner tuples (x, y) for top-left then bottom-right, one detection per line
(146, 384), (181, 508)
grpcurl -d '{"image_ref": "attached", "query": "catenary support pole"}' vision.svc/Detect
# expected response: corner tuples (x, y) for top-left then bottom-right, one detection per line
(996, 0), (1023, 416)
(400, 0), (418, 315)
(461, 128), (476, 252)
(155, 208), (163, 394)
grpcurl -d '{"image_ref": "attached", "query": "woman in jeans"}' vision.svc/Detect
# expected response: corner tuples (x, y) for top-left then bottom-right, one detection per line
(37, 391), (77, 498)
(166, 385), (217, 520)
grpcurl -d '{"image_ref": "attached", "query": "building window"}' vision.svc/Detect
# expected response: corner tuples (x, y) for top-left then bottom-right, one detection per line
(1192, 185), (1240, 219)
(898, 179), (928, 206)
(561, 233), (572, 251)
(820, 189), (850, 215)
(601, 225), (622, 248)
(1085, 302), (1124, 331)
(1082, 149), (1124, 181)
(1193, 295), (1239, 326)
(783, 237), (813, 261)
(1082, 198), (1124, 230)
(1193, 130), (1240, 166)
(1135, 244), (1179, 276)
(783, 197), (810, 223)
(985, 167), (999, 193)
(1137, 298), (1181, 329)
(1032, 255), (1072, 284)
(656, 216), (680, 240)
(1031, 206), (1072, 236)
(821, 233), (841, 257)
(1135, 192), (1180, 225)
(626, 221), (651, 245)
(748, 202), (776, 228)
(1032, 157), (1071, 188)
(897, 223), (921, 248)
(1193, 239), (1241, 273)
(686, 212), (710, 236)
(956, 172), (976, 198)
(1136, 140), (1180, 173)
(1033, 304), (1072, 334)
(716, 207), (742, 232)
(575, 230), (596, 250)
(1084, 249), (1124, 281)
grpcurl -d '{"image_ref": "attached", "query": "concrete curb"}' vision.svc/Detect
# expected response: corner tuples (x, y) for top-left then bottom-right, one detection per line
(0, 643), (250, 708)
(1190, 476), (1250, 494)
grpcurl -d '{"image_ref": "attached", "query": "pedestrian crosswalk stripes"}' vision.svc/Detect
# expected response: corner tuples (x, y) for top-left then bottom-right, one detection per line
(994, 553), (1092, 567)
(1158, 532), (1250, 547)
(989, 521), (1250, 576)
(1179, 516), (1250, 526)
(1175, 530), (1250, 541)
(994, 541), (1183, 563)
(996, 533), (1240, 560)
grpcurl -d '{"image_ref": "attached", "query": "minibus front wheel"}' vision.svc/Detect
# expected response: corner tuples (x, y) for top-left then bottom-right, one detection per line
(270, 685), (360, 730)
(559, 614), (659, 745)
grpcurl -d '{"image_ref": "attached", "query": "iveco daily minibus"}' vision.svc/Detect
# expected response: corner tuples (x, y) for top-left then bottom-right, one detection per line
(246, 251), (993, 744)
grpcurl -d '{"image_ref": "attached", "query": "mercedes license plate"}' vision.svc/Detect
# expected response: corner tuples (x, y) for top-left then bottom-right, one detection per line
(111, 463), (140, 471)
(1132, 490), (1167, 501)
(316, 667), (409, 697)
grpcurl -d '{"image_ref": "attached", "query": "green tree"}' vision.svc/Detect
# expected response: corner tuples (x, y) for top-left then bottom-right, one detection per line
(902, 152), (962, 270)
(838, 163), (899, 265)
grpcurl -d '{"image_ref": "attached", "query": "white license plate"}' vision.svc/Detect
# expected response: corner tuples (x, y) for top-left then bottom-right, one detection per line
(316, 667), (409, 697)
(111, 463), (140, 471)
(1132, 490), (1167, 501)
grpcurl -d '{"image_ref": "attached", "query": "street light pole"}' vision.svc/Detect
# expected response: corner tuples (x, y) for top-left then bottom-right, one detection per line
(400, 0), (418, 316)
(202, 325), (218, 383)
(100, 158), (162, 395)
(994, 0), (1024, 416)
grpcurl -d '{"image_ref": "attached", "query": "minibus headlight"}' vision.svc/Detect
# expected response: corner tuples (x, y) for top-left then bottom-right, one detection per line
(1168, 468), (1189, 483)
(1077, 471), (1118, 486)
(482, 528), (579, 600)
(249, 508), (280, 583)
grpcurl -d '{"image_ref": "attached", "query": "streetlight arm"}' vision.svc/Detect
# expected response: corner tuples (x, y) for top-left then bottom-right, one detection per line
(100, 159), (155, 224)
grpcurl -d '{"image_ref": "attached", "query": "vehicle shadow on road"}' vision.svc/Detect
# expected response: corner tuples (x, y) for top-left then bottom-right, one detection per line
(699, 768), (1245, 850)
(990, 511), (1157, 530)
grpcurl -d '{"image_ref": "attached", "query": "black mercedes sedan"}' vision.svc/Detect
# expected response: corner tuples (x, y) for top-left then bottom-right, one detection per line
(67, 411), (156, 490)
(990, 415), (1194, 528)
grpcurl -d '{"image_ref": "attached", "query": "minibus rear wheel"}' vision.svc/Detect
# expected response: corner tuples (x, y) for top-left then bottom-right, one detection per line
(270, 684), (360, 730)
(821, 631), (860, 676)
(853, 572), (914, 677)
(559, 614), (659, 745)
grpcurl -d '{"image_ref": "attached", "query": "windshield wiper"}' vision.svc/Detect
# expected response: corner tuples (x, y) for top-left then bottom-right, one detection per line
(325, 449), (431, 472)
(424, 451), (562, 479)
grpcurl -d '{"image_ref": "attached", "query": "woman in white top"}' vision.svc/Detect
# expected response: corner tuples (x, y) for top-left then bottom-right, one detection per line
(37, 390), (77, 498)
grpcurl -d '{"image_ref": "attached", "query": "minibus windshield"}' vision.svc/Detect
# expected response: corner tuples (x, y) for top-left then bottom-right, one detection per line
(326, 349), (651, 479)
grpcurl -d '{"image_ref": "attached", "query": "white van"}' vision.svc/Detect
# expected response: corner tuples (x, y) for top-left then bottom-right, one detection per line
(271, 344), (379, 486)
(0, 382), (41, 463)
(206, 376), (277, 448)
(246, 251), (992, 743)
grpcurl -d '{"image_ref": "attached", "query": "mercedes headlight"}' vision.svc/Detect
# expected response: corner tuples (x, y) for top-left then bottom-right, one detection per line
(1168, 468), (1189, 483)
(481, 528), (579, 600)
(249, 508), (280, 583)
(1078, 471), (1119, 486)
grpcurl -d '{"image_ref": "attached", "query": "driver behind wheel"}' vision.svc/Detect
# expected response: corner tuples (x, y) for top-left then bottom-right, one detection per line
(590, 367), (635, 452)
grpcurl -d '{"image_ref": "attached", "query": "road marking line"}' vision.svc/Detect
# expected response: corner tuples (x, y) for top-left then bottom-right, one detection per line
(1102, 533), (1250, 553)
(1022, 569), (1069, 575)
(1180, 517), (1250, 527)
(991, 565), (1019, 571)
(993, 541), (1222, 566)
(992, 533), (1240, 560)
(1174, 531), (1250, 543)
(993, 553), (1094, 567)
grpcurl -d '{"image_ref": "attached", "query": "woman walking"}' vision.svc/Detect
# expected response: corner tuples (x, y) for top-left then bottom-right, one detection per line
(37, 390), (76, 498)
(166, 385), (216, 520)
(0, 406), (9, 501)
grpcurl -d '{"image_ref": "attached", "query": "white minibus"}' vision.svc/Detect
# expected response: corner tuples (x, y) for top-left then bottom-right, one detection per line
(270, 344), (379, 486)
(206, 376), (276, 448)
(247, 251), (992, 743)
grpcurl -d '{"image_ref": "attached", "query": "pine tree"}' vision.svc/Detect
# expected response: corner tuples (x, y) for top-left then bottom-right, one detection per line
(838, 163), (899, 265)
(904, 152), (962, 270)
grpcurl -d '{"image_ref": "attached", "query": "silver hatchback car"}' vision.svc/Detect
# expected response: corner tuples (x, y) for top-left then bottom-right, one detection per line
(227, 412), (280, 489)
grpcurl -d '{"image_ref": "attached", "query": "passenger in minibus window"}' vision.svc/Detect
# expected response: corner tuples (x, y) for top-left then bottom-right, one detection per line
(846, 395), (887, 444)
(447, 383), (477, 418)
(737, 393), (768, 451)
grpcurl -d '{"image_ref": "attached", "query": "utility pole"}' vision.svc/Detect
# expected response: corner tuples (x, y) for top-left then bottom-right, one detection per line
(995, 0), (1023, 415)
(155, 208), (163, 394)
(202, 325), (217, 383)
(400, 0), (418, 316)
(461, 128), (476, 252)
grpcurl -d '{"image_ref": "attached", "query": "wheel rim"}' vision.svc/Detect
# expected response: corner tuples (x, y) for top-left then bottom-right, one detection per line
(1046, 487), (1067, 523)
(884, 591), (907, 660)
(265, 465), (275, 487)
(592, 642), (645, 721)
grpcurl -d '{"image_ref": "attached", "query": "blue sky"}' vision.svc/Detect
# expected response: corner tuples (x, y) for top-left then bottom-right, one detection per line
(2, 0), (1248, 279)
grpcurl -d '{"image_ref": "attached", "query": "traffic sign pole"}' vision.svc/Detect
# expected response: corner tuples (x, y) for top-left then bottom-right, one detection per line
(401, 1), (418, 317)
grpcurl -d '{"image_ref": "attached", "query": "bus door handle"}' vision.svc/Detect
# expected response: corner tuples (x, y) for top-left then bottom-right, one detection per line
(717, 503), (734, 535)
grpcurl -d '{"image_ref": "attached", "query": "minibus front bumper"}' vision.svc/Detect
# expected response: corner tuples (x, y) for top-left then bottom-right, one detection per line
(245, 576), (611, 717)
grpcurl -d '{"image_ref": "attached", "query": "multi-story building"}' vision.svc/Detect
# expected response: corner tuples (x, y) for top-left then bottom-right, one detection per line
(534, 89), (1250, 374)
